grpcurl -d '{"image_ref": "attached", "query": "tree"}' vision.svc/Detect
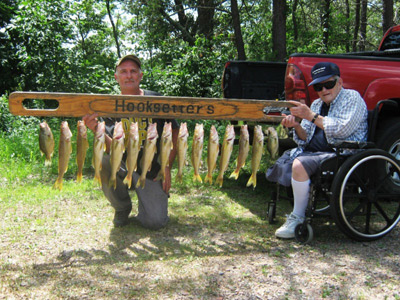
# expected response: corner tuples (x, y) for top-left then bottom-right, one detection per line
(382, 0), (394, 34)
(272, 0), (286, 61)
(231, 0), (246, 60)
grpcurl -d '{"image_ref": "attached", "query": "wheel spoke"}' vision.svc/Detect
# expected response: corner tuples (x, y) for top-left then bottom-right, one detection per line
(373, 201), (391, 225)
(364, 202), (372, 233)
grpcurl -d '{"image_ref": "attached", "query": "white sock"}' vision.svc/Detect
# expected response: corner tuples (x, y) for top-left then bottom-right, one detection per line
(291, 178), (311, 218)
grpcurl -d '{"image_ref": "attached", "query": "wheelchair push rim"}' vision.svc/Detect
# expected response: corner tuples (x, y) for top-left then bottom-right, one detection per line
(330, 149), (400, 242)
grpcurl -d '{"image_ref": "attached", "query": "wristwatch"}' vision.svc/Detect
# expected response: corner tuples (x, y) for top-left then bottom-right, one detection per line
(311, 113), (319, 124)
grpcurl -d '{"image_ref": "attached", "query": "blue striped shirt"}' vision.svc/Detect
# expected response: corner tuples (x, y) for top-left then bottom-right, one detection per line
(290, 88), (368, 159)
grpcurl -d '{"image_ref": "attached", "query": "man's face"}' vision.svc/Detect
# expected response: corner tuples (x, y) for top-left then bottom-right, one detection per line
(315, 76), (342, 104)
(114, 60), (143, 94)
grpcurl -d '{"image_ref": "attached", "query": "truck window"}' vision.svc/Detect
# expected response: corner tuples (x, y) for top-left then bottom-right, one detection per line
(380, 31), (400, 51)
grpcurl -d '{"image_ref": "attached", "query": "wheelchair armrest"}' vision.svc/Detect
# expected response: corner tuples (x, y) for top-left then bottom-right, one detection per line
(329, 141), (376, 150)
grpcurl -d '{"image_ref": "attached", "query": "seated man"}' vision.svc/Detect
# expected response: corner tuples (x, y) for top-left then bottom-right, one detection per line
(266, 62), (368, 239)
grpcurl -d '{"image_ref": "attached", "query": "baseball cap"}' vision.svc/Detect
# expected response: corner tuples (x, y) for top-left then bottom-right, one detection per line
(115, 54), (141, 70)
(308, 62), (340, 86)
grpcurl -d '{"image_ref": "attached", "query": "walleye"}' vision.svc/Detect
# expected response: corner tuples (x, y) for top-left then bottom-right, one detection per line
(204, 125), (219, 184)
(76, 120), (89, 183)
(54, 121), (72, 190)
(136, 123), (158, 189)
(155, 122), (173, 182)
(175, 122), (189, 183)
(246, 125), (264, 189)
(123, 122), (140, 188)
(39, 120), (55, 166)
(266, 126), (279, 160)
(191, 123), (204, 183)
(93, 121), (106, 187)
(109, 121), (125, 189)
(230, 124), (250, 180)
(215, 124), (235, 187)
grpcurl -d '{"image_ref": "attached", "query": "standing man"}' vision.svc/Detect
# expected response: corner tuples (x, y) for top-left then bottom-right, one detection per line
(266, 62), (368, 239)
(84, 54), (179, 229)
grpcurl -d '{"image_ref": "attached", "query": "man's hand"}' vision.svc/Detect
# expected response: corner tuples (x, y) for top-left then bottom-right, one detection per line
(288, 100), (314, 121)
(160, 166), (172, 193)
(82, 113), (99, 132)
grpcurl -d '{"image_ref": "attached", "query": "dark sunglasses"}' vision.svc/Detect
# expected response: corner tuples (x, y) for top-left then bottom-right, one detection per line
(313, 79), (337, 92)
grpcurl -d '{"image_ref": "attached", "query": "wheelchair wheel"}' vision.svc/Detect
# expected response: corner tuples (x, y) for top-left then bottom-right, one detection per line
(294, 223), (313, 244)
(330, 149), (400, 242)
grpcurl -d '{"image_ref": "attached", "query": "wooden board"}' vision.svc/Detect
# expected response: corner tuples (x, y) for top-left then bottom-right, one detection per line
(9, 91), (295, 122)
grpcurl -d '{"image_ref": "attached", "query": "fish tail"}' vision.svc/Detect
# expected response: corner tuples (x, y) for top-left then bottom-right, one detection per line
(54, 177), (63, 190)
(215, 175), (223, 188)
(175, 173), (182, 184)
(155, 170), (164, 182)
(109, 177), (117, 190)
(193, 173), (203, 183)
(94, 173), (102, 188)
(123, 174), (132, 189)
(136, 177), (146, 189)
(246, 173), (257, 188)
(204, 173), (213, 184)
(44, 158), (52, 167)
(229, 169), (239, 180)
(77, 172), (83, 183)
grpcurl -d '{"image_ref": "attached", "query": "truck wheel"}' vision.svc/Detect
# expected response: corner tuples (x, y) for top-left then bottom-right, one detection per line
(376, 120), (400, 193)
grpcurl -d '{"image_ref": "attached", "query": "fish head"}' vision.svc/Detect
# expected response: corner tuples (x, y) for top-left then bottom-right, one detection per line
(129, 122), (139, 138)
(60, 121), (72, 141)
(39, 121), (52, 137)
(225, 125), (235, 142)
(240, 125), (249, 139)
(113, 121), (125, 140)
(77, 120), (87, 137)
(95, 121), (105, 138)
(147, 123), (158, 141)
(162, 122), (172, 138)
(254, 125), (264, 143)
(178, 122), (188, 139)
(194, 123), (204, 141)
(209, 125), (219, 143)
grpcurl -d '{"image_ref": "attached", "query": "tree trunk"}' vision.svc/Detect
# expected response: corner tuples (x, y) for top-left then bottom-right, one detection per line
(382, 0), (394, 34)
(231, 0), (246, 60)
(106, 0), (121, 58)
(292, 0), (298, 44)
(352, 0), (361, 51)
(359, 0), (368, 51)
(197, 0), (215, 39)
(322, 0), (331, 53)
(345, 0), (350, 52)
(272, 0), (286, 61)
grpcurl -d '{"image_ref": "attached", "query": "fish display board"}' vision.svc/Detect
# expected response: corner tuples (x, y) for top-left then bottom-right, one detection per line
(9, 91), (294, 122)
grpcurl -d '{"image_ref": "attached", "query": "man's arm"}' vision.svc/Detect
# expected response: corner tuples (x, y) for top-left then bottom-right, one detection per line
(83, 113), (112, 153)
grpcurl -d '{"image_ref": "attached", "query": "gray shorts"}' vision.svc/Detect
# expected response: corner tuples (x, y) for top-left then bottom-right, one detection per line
(266, 150), (336, 187)
(100, 154), (169, 229)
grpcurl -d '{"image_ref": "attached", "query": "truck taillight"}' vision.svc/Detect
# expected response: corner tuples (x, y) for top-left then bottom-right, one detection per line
(285, 64), (309, 104)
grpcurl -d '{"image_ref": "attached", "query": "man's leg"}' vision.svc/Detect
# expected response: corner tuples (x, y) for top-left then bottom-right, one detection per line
(132, 173), (169, 230)
(275, 158), (309, 238)
(100, 155), (132, 226)
(291, 159), (310, 218)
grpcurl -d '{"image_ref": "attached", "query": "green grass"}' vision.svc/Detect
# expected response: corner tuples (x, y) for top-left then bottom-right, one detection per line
(1, 97), (400, 299)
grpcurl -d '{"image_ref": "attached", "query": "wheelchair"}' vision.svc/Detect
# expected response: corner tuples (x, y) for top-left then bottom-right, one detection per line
(267, 100), (400, 244)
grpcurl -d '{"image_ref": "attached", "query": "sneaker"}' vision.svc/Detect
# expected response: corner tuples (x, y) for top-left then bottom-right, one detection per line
(275, 213), (304, 239)
(113, 207), (132, 227)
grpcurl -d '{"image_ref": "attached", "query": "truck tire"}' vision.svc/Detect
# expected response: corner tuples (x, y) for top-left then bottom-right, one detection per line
(375, 119), (400, 193)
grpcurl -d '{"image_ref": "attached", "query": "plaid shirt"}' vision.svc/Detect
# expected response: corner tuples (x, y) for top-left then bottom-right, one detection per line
(290, 88), (368, 159)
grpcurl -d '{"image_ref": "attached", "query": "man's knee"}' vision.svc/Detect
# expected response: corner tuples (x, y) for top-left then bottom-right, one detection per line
(139, 215), (168, 230)
(292, 159), (308, 181)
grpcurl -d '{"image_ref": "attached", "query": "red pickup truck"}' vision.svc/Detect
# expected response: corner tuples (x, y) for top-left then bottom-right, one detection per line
(285, 25), (400, 159)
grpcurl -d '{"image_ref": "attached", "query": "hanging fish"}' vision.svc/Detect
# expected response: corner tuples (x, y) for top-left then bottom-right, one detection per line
(123, 122), (140, 188)
(54, 121), (72, 190)
(191, 123), (204, 183)
(246, 125), (264, 189)
(215, 124), (235, 187)
(39, 120), (55, 167)
(230, 124), (250, 180)
(204, 125), (219, 184)
(176, 122), (189, 184)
